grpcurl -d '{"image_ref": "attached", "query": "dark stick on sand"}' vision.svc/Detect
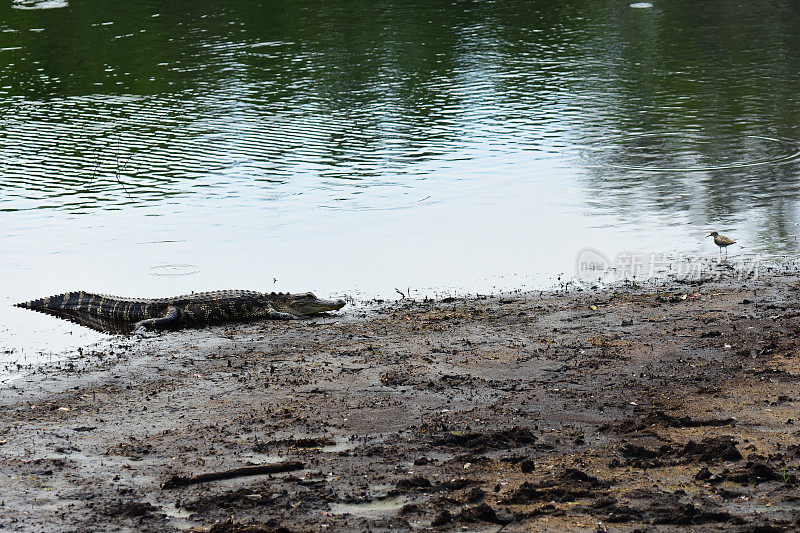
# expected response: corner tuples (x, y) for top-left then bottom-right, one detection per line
(161, 461), (304, 489)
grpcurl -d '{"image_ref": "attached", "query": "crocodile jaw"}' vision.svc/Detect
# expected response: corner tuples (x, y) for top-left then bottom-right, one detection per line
(276, 293), (346, 316)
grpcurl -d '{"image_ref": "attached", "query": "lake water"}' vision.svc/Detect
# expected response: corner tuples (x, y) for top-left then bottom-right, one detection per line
(2, 0), (800, 363)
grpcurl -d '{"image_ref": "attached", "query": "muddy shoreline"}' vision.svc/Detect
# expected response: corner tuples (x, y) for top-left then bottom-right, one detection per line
(3, 269), (800, 532)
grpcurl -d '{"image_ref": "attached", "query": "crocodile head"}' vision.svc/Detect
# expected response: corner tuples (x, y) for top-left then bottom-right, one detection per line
(270, 292), (346, 316)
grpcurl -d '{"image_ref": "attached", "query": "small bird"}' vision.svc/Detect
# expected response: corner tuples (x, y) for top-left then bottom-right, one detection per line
(708, 231), (735, 256)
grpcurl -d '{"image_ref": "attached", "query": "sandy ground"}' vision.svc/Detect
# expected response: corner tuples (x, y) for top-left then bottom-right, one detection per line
(2, 266), (800, 532)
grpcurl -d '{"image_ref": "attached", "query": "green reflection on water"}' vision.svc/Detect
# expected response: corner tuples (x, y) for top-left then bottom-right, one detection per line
(0, 0), (798, 249)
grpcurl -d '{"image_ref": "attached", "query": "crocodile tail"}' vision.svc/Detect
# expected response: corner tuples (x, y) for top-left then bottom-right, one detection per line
(15, 291), (91, 311)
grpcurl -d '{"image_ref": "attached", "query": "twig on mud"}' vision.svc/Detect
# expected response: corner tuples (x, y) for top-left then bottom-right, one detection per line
(161, 460), (304, 489)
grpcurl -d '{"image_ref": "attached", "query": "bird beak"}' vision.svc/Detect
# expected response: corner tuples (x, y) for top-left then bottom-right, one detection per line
(707, 233), (713, 237)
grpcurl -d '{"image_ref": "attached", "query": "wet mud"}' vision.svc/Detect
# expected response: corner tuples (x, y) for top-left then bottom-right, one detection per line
(3, 269), (800, 531)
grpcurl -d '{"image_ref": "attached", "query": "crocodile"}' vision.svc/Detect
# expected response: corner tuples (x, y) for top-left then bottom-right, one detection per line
(15, 290), (346, 334)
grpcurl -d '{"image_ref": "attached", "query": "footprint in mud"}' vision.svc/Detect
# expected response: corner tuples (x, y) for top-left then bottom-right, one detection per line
(614, 435), (743, 468)
(328, 496), (409, 518)
(430, 425), (537, 453)
(500, 468), (607, 505)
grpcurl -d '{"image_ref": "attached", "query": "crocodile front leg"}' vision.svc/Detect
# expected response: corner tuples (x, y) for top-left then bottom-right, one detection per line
(266, 305), (299, 320)
(133, 306), (180, 333)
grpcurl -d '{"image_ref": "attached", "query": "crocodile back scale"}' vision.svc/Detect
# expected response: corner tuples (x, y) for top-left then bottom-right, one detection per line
(15, 290), (346, 333)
